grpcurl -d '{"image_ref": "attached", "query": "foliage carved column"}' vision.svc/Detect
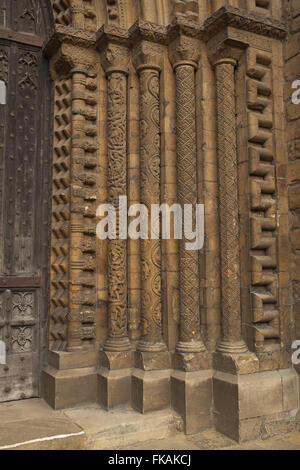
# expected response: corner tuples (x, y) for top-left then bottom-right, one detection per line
(100, 41), (131, 353)
(96, 28), (133, 409)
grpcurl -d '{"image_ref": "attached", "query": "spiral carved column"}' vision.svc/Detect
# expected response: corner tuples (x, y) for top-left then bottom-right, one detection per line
(132, 40), (170, 413)
(137, 64), (166, 353)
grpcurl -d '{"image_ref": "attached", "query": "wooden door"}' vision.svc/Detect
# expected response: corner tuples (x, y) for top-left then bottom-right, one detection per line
(0, 0), (52, 402)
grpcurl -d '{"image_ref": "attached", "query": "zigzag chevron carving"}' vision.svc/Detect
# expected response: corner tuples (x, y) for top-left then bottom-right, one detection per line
(246, 48), (280, 353)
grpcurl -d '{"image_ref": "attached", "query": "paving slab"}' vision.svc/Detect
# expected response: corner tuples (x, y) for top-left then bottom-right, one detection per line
(1, 399), (300, 450)
(0, 399), (85, 450)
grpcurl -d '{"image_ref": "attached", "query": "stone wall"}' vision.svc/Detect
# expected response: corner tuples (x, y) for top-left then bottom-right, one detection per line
(285, 1), (300, 362)
(42, 0), (300, 443)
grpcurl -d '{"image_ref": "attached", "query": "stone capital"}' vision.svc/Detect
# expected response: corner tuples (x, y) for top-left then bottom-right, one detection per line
(132, 40), (164, 74)
(169, 34), (200, 70)
(47, 42), (96, 78)
(207, 34), (246, 69)
(96, 25), (130, 75)
(101, 42), (130, 75)
(129, 19), (168, 46)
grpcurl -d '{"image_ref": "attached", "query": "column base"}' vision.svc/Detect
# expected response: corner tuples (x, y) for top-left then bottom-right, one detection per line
(42, 350), (97, 410)
(103, 336), (132, 352)
(213, 351), (299, 442)
(131, 350), (171, 413)
(173, 350), (212, 372)
(98, 351), (133, 409)
(171, 369), (213, 435)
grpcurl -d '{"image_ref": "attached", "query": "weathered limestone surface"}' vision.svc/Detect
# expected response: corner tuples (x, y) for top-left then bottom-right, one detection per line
(284, 1), (300, 383)
(38, 0), (300, 443)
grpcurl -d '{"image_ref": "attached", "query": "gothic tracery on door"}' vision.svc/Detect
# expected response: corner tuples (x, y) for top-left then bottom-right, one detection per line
(0, 0), (52, 402)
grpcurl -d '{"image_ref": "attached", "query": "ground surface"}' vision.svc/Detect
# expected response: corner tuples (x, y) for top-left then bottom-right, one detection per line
(0, 399), (300, 450)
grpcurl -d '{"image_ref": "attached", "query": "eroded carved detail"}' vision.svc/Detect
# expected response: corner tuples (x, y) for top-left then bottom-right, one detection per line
(105, 63), (131, 351)
(214, 57), (247, 353)
(174, 63), (204, 352)
(0, 49), (8, 83)
(18, 52), (38, 91)
(246, 48), (280, 353)
(50, 77), (72, 350)
(137, 66), (166, 352)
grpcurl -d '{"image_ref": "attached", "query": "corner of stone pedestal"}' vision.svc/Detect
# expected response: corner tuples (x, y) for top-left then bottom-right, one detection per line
(213, 350), (259, 375)
(171, 368), (213, 435)
(131, 351), (171, 413)
(212, 351), (300, 442)
(97, 350), (134, 410)
(42, 350), (97, 410)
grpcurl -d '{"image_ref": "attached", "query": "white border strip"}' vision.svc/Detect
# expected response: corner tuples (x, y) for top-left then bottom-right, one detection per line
(0, 430), (85, 450)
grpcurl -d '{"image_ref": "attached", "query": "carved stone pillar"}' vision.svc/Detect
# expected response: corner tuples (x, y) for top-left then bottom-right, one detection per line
(68, 62), (90, 352)
(169, 37), (205, 356)
(96, 30), (133, 409)
(132, 39), (170, 413)
(212, 52), (248, 355)
(43, 42), (99, 410)
(134, 46), (166, 353)
(103, 51), (131, 354)
(137, 67), (165, 353)
(169, 32), (211, 435)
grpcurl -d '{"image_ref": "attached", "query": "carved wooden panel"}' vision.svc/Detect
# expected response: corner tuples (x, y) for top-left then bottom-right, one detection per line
(0, 5), (51, 400)
(0, 289), (40, 401)
(0, 0), (52, 36)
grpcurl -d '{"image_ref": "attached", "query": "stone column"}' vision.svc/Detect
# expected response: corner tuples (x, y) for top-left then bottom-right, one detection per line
(137, 65), (165, 352)
(169, 33), (211, 435)
(103, 49), (131, 354)
(68, 63), (89, 352)
(208, 41), (260, 441)
(43, 45), (99, 410)
(212, 53), (248, 355)
(97, 33), (133, 409)
(70, 0), (85, 29)
(132, 40), (170, 413)
(169, 38), (205, 356)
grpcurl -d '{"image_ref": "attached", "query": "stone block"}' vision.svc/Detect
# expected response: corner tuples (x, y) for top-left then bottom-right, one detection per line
(171, 370), (212, 434)
(131, 369), (170, 413)
(213, 368), (299, 442)
(98, 368), (132, 409)
(42, 366), (97, 410)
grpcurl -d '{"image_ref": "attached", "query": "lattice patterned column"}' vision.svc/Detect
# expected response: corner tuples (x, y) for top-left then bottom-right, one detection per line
(213, 54), (248, 354)
(169, 37), (205, 356)
(169, 31), (211, 436)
